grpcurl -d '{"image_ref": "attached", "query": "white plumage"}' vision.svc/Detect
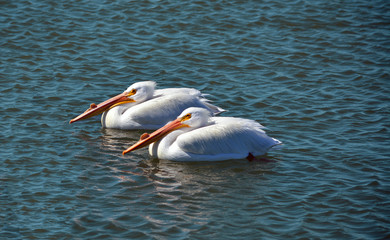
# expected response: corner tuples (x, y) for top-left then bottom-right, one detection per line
(70, 81), (224, 130)
(123, 107), (282, 161)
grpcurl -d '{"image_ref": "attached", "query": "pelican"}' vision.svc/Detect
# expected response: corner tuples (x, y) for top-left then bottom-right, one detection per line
(69, 81), (224, 129)
(123, 107), (282, 161)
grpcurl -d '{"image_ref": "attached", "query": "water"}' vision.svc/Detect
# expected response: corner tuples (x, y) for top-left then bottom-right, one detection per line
(1, 0), (389, 239)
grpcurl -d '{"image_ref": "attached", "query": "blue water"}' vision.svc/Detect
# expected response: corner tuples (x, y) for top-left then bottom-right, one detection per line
(1, 0), (389, 239)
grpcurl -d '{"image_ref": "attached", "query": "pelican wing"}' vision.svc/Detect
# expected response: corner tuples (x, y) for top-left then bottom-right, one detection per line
(121, 94), (214, 128)
(176, 117), (281, 157)
(155, 88), (224, 115)
(154, 88), (202, 98)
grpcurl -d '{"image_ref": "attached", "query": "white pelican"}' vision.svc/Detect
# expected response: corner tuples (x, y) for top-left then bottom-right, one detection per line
(69, 81), (224, 129)
(122, 107), (282, 161)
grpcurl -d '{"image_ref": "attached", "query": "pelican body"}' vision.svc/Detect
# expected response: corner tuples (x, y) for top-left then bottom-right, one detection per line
(123, 107), (282, 161)
(70, 81), (224, 130)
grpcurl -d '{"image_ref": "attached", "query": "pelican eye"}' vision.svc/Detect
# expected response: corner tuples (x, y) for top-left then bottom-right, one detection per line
(181, 113), (192, 121)
(127, 89), (137, 96)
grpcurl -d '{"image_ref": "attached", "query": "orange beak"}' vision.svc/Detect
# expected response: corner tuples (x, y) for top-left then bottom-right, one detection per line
(69, 92), (135, 124)
(122, 118), (189, 155)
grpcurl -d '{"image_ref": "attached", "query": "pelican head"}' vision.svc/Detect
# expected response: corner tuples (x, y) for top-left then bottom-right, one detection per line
(69, 81), (156, 124)
(124, 81), (155, 103)
(122, 107), (211, 154)
(176, 107), (211, 129)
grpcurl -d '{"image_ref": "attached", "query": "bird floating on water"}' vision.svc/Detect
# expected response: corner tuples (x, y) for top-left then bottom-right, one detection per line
(123, 107), (282, 161)
(69, 81), (224, 130)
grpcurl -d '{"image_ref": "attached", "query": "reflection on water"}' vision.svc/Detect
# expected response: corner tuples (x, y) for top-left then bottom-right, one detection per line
(100, 128), (145, 152)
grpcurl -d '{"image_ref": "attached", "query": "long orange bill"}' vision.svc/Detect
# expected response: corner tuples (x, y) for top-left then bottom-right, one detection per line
(122, 119), (188, 155)
(69, 92), (135, 124)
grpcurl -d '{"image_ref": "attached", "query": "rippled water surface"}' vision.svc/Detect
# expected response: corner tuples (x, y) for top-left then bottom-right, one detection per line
(1, 0), (390, 239)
